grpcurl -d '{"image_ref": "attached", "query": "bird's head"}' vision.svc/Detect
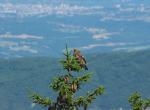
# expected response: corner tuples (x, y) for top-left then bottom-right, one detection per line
(73, 49), (80, 54)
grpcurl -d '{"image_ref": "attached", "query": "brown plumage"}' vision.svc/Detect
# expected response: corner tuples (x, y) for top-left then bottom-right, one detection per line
(73, 49), (88, 70)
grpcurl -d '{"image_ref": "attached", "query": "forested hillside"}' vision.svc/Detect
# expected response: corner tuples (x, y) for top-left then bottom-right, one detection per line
(0, 50), (150, 110)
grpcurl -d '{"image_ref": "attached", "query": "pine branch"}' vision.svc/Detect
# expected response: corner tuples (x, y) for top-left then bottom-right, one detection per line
(50, 76), (65, 92)
(29, 93), (52, 107)
(71, 73), (91, 91)
(85, 86), (104, 105)
(74, 86), (104, 109)
(128, 92), (150, 110)
(143, 99), (150, 110)
(74, 73), (91, 83)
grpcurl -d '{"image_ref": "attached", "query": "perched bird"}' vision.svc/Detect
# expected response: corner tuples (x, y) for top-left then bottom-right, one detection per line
(73, 49), (88, 70)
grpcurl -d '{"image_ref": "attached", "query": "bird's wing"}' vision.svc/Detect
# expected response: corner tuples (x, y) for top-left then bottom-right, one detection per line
(81, 56), (87, 64)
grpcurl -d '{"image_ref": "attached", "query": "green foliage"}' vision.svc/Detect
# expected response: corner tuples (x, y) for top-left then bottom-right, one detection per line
(1, 50), (150, 110)
(29, 92), (52, 107)
(29, 46), (104, 110)
(128, 92), (150, 110)
(60, 45), (82, 72)
(75, 86), (104, 109)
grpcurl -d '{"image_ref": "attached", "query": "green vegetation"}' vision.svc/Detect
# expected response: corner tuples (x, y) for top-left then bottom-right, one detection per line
(128, 92), (150, 110)
(0, 50), (150, 110)
(29, 46), (104, 110)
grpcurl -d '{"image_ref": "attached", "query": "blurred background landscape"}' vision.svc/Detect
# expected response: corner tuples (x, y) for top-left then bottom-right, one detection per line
(0, 0), (150, 110)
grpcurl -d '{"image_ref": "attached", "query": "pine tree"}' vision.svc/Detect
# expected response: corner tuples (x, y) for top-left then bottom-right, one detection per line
(29, 45), (104, 110)
(128, 92), (150, 110)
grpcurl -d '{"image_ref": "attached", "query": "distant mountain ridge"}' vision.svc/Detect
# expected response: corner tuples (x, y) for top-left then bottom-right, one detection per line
(1, 0), (150, 58)
(0, 50), (150, 110)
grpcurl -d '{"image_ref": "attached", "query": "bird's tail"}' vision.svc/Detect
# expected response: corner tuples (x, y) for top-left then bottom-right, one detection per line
(84, 65), (88, 70)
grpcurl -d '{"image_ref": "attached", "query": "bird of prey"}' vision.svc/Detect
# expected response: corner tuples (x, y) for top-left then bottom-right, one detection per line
(73, 49), (88, 70)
